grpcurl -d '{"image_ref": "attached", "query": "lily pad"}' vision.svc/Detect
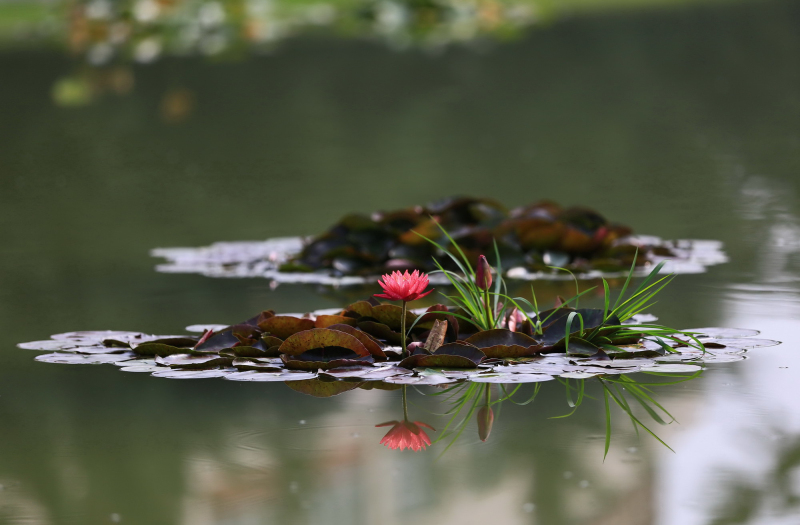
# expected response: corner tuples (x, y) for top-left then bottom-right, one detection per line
(258, 316), (316, 339)
(193, 330), (240, 353)
(35, 352), (136, 365)
(280, 349), (375, 371)
(399, 342), (486, 369)
(223, 370), (317, 382)
(685, 327), (760, 338)
(470, 373), (555, 383)
(464, 329), (542, 358)
(151, 369), (233, 379)
(278, 328), (370, 357)
(314, 315), (357, 328)
(232, 358), (283, 371)
(156, 354), (233, 369)
(326, 324), (387, 358)
(371, 304), (418, 331)
(356, 320), (406, 345)
(344, 301), (374, 318)
(132, 342), (192, 357)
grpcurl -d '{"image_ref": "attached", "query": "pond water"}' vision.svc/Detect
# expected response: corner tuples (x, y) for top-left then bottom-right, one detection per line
(2, 0), (800, 523)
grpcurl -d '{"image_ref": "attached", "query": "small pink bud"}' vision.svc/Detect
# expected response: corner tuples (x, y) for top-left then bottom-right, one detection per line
(476, 255), (493, 291)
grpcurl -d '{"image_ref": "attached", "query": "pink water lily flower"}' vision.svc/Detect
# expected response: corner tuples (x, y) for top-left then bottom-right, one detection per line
(375, 270), (433, 302)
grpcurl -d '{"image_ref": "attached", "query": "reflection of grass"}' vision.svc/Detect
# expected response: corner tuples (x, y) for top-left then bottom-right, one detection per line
(429, 371), (700, 457)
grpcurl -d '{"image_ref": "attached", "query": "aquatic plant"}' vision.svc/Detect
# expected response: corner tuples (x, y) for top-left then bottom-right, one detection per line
(281, 197), (670, 278)
(375, 269), (433, 357)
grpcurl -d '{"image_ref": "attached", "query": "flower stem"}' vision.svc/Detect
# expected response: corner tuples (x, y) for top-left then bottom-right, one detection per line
(402, 386), (409, 421)
(484, 288), (493, 329)
(401, 300), (408, 358)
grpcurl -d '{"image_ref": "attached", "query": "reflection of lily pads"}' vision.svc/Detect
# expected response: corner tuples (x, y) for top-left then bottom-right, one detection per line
(285, 379), (363, 398)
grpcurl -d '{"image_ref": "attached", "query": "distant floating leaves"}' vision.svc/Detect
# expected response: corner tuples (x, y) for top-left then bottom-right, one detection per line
(152, 198), (728, 285)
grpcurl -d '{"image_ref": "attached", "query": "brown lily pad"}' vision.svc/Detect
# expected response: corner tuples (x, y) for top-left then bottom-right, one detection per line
(280, 349), (375, 370)
(399, 342), (486, 369)
(258, 316), (315, 339)
(356, 321), (406, 346)
(327, 324), (387, 359)
(371, 304), (418, 331)
(314, 315), (357, 328)
(278, 328), (370, 357)
(465, 329), (543, 358)
(345, 301), (374, 318)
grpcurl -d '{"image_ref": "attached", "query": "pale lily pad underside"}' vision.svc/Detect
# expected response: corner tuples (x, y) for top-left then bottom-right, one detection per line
(151, 235), (727, 285)
(19, 322), (776, 386)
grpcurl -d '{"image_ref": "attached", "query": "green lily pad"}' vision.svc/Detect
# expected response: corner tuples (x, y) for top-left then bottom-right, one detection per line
(132, 342), (191, 357)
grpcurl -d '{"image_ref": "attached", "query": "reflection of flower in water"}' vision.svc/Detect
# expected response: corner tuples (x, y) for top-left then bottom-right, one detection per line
(377, 385), (435, 451)
(376, 420), (435, 451)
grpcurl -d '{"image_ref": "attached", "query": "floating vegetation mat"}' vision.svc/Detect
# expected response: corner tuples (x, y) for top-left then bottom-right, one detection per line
(152, 198), (727, 284)
(18, 307), (778, 386)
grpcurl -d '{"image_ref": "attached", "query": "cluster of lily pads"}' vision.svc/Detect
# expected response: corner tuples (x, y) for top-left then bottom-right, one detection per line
(19, 301), (778, 390)
(152, 197), (727, 283)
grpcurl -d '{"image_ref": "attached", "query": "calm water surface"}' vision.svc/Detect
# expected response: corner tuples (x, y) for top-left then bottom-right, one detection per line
(1, 1), (800, 524)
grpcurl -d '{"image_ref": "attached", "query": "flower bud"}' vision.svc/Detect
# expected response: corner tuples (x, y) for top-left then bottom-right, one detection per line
(476, 255), (493, 291)
(477, 405), (494, 442)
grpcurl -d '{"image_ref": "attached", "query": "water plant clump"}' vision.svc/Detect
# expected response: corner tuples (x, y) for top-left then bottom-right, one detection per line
(282, 197), (663, 276)
(152, 196), (727, 283)
(22, 240), (776, 379)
